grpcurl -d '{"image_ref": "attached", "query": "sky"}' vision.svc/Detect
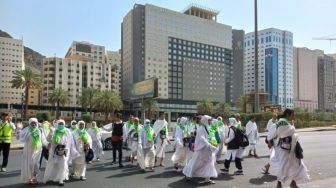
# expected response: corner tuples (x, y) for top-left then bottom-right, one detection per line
(1, 0), (336, 57)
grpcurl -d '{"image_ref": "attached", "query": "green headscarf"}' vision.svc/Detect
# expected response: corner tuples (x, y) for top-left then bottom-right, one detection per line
(144, 124), (154, 142)
(29, 127), (41, 149)
(53, 125), (65, 143)
(79, 128), (89, 142)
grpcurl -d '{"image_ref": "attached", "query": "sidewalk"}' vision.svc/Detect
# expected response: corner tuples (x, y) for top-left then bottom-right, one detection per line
(299, 177), (336, 188)
(259, 125), (336, 137)
(9, 125), (336, 150)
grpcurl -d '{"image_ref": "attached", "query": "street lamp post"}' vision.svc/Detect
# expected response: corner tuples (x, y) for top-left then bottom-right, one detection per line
(254, 0), (259, 112)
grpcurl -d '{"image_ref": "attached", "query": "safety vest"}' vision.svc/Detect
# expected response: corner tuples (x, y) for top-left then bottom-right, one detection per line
(0, 122), (12, 143)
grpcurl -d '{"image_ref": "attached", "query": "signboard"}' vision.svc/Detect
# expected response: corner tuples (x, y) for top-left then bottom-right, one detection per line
(131, 78), (158, 100)
(263, 105), (281, 113)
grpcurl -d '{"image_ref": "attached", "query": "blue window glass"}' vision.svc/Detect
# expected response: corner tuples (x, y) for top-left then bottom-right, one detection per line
(261, 38), (264, 44)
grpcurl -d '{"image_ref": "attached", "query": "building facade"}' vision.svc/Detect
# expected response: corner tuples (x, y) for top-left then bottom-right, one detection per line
(121, 4), (233, 117)
(293, 47), (323, 112)
(244, 28), (294, 109)
(0, 36), (24, 110)
(318, 55), (335, 112)
(42, 42), (122, 111)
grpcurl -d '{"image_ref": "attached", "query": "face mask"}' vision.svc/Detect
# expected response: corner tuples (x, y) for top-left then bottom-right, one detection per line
(57, 124), (65, 130)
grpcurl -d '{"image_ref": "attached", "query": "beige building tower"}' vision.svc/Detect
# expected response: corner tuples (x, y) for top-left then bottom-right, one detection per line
(293, 47), (323, 112)
(0, 36), (24, 110)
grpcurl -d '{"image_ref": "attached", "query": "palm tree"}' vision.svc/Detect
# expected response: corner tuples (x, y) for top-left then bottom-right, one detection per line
(197, 97), (214, 115)
(48, 88), (70, 119)
(11, 68), (42, 118)
(215, 101), (231, 117)
(236, 95), (248, 113)
(80, 88), (99, 114)
(95, 90), (123, 120)
(142, 98), (159, 120)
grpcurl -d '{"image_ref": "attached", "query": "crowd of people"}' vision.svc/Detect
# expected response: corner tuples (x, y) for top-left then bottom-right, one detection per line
(0, 109), (310, 187)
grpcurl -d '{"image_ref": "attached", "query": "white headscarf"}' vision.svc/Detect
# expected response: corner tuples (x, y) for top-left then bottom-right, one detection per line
(91, 121), (97, 127)
(200, 115), (212, 126)
(71, 120), (77, 129)
(78, 120), (85, 129)
(229, 118), (237, 127)
(145, 119), (150, 124)
(179, 117), (188, 125)
(29, 117), (38, 126)
(57, 119), (65, 125)
(217, 116), (223, 121)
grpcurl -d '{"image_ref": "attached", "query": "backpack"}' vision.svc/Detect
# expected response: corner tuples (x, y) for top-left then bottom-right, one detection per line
(234, 127), (249, 148)
(85, 148), (94, 162)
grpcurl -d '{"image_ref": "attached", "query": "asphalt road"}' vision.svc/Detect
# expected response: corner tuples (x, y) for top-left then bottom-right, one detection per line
(1, 130), (336, 188)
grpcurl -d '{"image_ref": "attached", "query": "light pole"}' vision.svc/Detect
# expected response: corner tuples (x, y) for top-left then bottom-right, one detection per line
(254, 0), (259, 112)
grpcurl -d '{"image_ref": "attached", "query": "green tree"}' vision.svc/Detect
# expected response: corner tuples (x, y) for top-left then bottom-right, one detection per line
(236, 95), (248, 113)
(11, 68), (43, 119)
(215, 101), (231, 117)
(197, 97), (214, 115)
(142, 98), (159, 120)
(48, 88), (70, 119)
(81, 114), (93, 123)
(80, 88), (99, 114)
(95, 90), (123, 120)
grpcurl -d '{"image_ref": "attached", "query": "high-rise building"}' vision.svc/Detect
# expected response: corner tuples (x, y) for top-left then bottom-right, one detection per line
(106, 50), (121, 96)
(244, 28), (294, 109)
(121, 4), (233, 117)
(293, 47), (323, 112)
(0, 36), (24, 108)
(42, 41), (122, 110)
(318, 55), (335, 112)
(232, 29), (245, 103)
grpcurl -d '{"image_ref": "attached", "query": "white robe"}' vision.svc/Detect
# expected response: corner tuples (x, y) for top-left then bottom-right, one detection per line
(72, 129), (92, 178)
(183, 126), (218, 178)
(153, 120), (168, 158)
(43, 128), (80, 183)
(216, 125), (227, 160)
(88, 128), (104, 159)
(276, 121), (309, 183)
(267, 123), (280, 172)
(224, 126), (238, 160)
(246, 121), (259, 150)
(129, 125), (142, 158)
(171, 126), (192, 167)
(138, 126), (155, 169)
(19, 127), (46, 182)
(123, 122), (133, 155)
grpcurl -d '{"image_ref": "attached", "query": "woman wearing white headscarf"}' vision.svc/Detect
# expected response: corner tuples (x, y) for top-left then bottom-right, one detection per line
(129, 117), (142, 163)
(183, 115), (218, 184)
(71, 120), (92, 180)
(153, 112), (169, 167)
(138, 119), (156, 172)
(19, 118), (47, 184)
(88, 121), (104, 161)
(43, 119), (80, 186)
(171, 117), (193, 171)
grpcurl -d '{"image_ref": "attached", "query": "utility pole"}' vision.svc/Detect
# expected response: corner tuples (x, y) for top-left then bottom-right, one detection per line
(254, 0), (259, 112)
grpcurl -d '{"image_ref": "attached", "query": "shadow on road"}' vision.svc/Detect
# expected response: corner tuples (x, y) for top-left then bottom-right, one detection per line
(249, 174), (277, 185)
(146, 170), (183, 179)
(0, 170), (20, 178)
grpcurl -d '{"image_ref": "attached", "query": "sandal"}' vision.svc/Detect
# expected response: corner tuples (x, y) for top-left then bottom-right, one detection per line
(261, 167), (269, 174)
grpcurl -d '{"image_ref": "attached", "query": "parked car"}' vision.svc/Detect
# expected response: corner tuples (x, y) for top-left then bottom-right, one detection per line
(101, 129), (112, 150)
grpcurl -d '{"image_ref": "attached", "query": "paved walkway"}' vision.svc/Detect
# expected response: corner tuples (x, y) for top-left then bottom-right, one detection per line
(9, 125), (336, 150)
(299, 177), (336, 187)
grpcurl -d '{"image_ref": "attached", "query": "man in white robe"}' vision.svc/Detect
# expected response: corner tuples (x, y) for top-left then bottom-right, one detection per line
(129, 117), (142, 163)
(275, 109), (309, 188)
(43, 119), (80, 186)
(123, 115), (134, 161)
(138, 119), (155, 172)
(153, 112), (169, 167)
(262, 120), (280, 174)
(88, 121), (104, 161)
(216, 116), (227, 162)
(245, 116), (259, 157)
(19, 118), (47, 184)
(183, 115), (218, 184)
(222, 118), (244, 175)
(171, 117), (192, 171)
(71, 120), (92, 180)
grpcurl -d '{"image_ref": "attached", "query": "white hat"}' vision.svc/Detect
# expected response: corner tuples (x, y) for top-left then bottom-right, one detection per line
(200, 115), (212, 126)
(180, 117), (188, 125)
(29, 117), (38, 125)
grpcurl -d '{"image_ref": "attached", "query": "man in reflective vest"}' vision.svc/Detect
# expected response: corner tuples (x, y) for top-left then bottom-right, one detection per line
(0, 112), (16, 172)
